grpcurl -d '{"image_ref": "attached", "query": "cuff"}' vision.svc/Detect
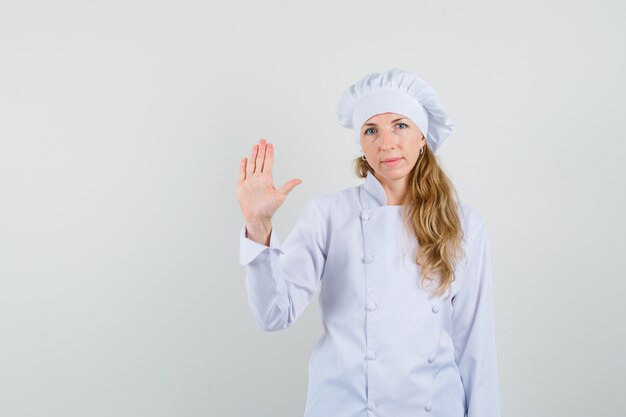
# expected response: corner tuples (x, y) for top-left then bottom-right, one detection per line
(238, 223), (283, 266)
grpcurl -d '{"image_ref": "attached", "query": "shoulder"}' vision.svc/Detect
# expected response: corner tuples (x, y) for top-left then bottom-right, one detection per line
(294, 184), (360, 247)
(457, 200), (489, 265)
(310, 181), (362, 216)
(458, 201), (487, 236)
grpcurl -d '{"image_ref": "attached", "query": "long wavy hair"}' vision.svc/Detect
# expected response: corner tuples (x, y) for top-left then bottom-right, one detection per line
(354, 143), (465, 298)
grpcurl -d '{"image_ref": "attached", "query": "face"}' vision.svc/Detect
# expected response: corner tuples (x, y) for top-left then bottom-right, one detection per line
(360, 112), (426, 183)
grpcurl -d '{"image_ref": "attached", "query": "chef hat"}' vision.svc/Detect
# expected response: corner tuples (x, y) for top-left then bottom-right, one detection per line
(337, 68), (455, 153)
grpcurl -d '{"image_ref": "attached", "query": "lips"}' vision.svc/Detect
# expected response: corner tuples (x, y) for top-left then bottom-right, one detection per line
(381, 157), (403, 167)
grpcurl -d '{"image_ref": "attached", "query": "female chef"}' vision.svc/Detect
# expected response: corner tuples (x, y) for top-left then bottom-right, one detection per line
(236, 68), (501, 417)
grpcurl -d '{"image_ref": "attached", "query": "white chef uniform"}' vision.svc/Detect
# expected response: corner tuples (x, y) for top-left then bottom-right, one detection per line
(238, 170), (501, 417)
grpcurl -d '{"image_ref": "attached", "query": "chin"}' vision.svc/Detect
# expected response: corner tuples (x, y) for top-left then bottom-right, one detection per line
(379, 171), (409, 181)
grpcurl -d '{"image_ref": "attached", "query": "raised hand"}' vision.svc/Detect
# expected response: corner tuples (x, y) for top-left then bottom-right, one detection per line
(237, 138), (302, 243)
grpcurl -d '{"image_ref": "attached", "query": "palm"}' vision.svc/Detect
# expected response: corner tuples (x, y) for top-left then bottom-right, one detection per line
(237, 138), (301, 223)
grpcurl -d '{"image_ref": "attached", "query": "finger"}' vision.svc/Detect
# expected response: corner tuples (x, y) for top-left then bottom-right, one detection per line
(247, 144), (258, 177)
(239, 157), (247, 183)
(255, 141), (266, 174)
(278, 179), (302, 196)
(264, 143), (274, 176)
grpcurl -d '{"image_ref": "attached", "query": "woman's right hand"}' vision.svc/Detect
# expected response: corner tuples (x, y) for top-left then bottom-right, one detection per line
(237, 138), (302, 226)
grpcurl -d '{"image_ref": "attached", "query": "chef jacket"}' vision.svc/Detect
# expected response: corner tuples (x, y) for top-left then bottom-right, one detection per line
(238, 171), (501, 417)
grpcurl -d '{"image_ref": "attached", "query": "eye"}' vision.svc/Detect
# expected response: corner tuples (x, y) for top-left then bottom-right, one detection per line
(396, 122), (408, 129)
(364, 128), (376, 135)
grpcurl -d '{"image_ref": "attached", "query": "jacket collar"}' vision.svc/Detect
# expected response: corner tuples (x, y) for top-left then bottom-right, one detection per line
(363, 171), (388, 207)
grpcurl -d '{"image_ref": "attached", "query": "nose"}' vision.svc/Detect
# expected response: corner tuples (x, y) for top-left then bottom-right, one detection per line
(379, 128), (396, 150)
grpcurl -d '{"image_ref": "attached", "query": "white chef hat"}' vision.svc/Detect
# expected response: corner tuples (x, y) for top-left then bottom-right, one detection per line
(337, 68), (455, 153)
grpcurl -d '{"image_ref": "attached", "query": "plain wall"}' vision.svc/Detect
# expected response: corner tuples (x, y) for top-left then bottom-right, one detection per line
(1, 0), (625, 416)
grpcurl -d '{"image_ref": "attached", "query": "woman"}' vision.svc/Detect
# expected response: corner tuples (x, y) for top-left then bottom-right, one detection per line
(236, 68), (501, 417)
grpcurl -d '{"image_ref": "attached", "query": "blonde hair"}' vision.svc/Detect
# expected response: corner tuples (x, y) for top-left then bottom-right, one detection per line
(354, 144), (465, 298)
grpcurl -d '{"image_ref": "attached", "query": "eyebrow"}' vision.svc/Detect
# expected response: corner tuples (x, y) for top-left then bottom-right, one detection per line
(363, 118), (408, 127)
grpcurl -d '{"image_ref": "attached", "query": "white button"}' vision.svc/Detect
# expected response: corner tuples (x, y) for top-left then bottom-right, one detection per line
(363, 255), (374, 263)
(367, 302), (377, 311)
(425, 402), (434, 412)
(367, 401), (376, 410)
(427, 354), (436, 363)
(360, 212), (370, 221)
(431, 304), (440, 313)
(366, 350), (376, 360)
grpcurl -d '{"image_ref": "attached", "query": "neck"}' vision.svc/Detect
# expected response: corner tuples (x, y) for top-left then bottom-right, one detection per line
(376, 174), (407, 206)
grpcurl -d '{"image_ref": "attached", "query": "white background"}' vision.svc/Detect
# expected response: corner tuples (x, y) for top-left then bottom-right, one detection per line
(1, 0), (625, 416)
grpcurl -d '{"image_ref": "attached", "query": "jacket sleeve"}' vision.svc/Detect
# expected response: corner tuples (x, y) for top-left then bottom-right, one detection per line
(238, 199), (327, 332)
(451, 221), (502, 417)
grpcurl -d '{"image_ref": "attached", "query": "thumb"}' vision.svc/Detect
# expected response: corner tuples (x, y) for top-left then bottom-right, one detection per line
(278, 179), (302, 197)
